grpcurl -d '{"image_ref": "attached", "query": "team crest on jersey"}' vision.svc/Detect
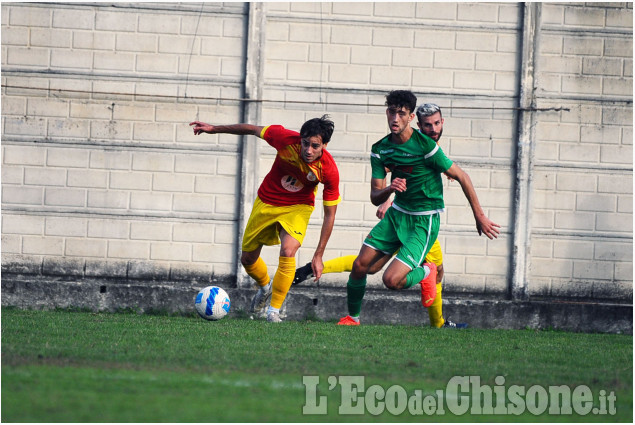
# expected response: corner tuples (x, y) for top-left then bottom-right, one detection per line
(281, 175), (304, 192)
(306, 171), (317, 182)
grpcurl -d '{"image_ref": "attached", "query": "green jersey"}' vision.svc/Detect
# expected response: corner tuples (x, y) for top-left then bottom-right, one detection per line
(370, 129), (453, 214)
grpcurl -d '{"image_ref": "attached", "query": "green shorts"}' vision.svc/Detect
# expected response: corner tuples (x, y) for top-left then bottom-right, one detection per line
(364, 208), (440, 270)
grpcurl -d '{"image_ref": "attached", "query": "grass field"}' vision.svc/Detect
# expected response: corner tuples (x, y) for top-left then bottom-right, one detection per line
(1, 307), (632, 422)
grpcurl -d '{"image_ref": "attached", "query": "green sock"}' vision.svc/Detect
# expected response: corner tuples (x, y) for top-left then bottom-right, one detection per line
(347, 276), (367, 317)
(404, 267), (426, 289)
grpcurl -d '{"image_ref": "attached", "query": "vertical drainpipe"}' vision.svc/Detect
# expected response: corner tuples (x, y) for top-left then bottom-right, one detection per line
(511, 2), (541, 301)
(236, 2), (265, 288)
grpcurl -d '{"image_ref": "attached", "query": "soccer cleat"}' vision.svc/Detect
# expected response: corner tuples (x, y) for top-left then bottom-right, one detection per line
(337, 315), (360, 326)
(443, 319), (468, 329)
(292, 262), (313, 285)
(266, 311), (282, 323)
(420, 263), (438, 308)
(249, 282), (272, 314)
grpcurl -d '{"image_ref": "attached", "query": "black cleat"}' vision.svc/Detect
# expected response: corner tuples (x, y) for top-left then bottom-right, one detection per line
(292, 262), (313, 285)
(443, 319), (468, 329)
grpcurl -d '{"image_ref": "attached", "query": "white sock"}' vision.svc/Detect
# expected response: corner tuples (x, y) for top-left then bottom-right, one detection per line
(268, 306), (280, 314)
(260, 282), (271, 293)
(350, 315), (360, 323)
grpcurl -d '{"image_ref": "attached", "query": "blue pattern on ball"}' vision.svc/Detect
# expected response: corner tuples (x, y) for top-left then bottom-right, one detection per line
(205, 287), (220, 316)
(222, 297), (230, 313)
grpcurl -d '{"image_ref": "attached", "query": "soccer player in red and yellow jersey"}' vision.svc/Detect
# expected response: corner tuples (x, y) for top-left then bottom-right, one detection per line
(190, 116), (341, 322)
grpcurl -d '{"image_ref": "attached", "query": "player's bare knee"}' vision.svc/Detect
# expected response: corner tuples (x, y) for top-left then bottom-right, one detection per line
(382, 275), (401, 290)
(279, 242), (300, 258)
(279, 247), (296, 257)
(352, 257), (366, 274)
(240, 254), (256, 267)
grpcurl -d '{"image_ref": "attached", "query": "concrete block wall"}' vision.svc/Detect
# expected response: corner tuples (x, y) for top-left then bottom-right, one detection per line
(260, 2), (521, 292)
(529, 2), (633, 300)
(1, 2), (632, 306)
(2, 3), (247, 282)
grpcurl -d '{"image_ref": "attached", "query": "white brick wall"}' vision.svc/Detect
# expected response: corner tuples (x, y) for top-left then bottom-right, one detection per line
(1, 2), (632, 301)
(261, 2), (631, 298)
(1, 3), (245, 280)
(529, 2), (632, 299)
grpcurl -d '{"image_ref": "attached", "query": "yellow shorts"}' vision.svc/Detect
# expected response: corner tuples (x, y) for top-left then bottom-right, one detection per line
(425, 238), (443, 266)
(242, 197), (314, 252)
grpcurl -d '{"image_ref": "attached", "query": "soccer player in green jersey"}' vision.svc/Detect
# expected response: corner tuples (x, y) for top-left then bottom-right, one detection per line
(294, 103), (463, 327)
(338, 90), (500, 325)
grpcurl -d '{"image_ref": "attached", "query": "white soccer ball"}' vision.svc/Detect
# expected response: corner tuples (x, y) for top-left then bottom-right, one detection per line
(194, 286), (230, 321)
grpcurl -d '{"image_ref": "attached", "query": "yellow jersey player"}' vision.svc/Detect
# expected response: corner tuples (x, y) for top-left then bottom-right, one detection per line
(190, 116), (341, 323)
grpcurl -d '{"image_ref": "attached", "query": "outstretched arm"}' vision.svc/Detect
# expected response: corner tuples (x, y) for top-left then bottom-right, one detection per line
(444, 163), (501, 239)
(311, 204), (338, 280)
(189, 121), (264, 137)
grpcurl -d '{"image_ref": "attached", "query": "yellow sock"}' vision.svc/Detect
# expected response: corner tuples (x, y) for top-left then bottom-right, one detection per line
(242, 257), (270, 287)
(428, 282), (444, 328)
(270, 256), (296, 309)
(323, 255), (356, 274)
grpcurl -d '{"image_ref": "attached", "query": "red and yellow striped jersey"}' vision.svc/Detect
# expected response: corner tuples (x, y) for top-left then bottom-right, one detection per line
(257, 125), (341, 207)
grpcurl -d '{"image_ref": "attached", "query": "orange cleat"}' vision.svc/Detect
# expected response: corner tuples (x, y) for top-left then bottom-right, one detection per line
(420, 263), (438, 308)
(337, 315), (360, 326)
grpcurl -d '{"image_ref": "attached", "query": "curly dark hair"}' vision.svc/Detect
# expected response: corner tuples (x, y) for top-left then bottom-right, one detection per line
(385, 90), (417, 114)
(300, 114), (335, 144)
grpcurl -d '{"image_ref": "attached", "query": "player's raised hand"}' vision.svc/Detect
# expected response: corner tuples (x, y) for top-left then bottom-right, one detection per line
(189, 121), (214, 135)
(475, 215), (501, 239)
